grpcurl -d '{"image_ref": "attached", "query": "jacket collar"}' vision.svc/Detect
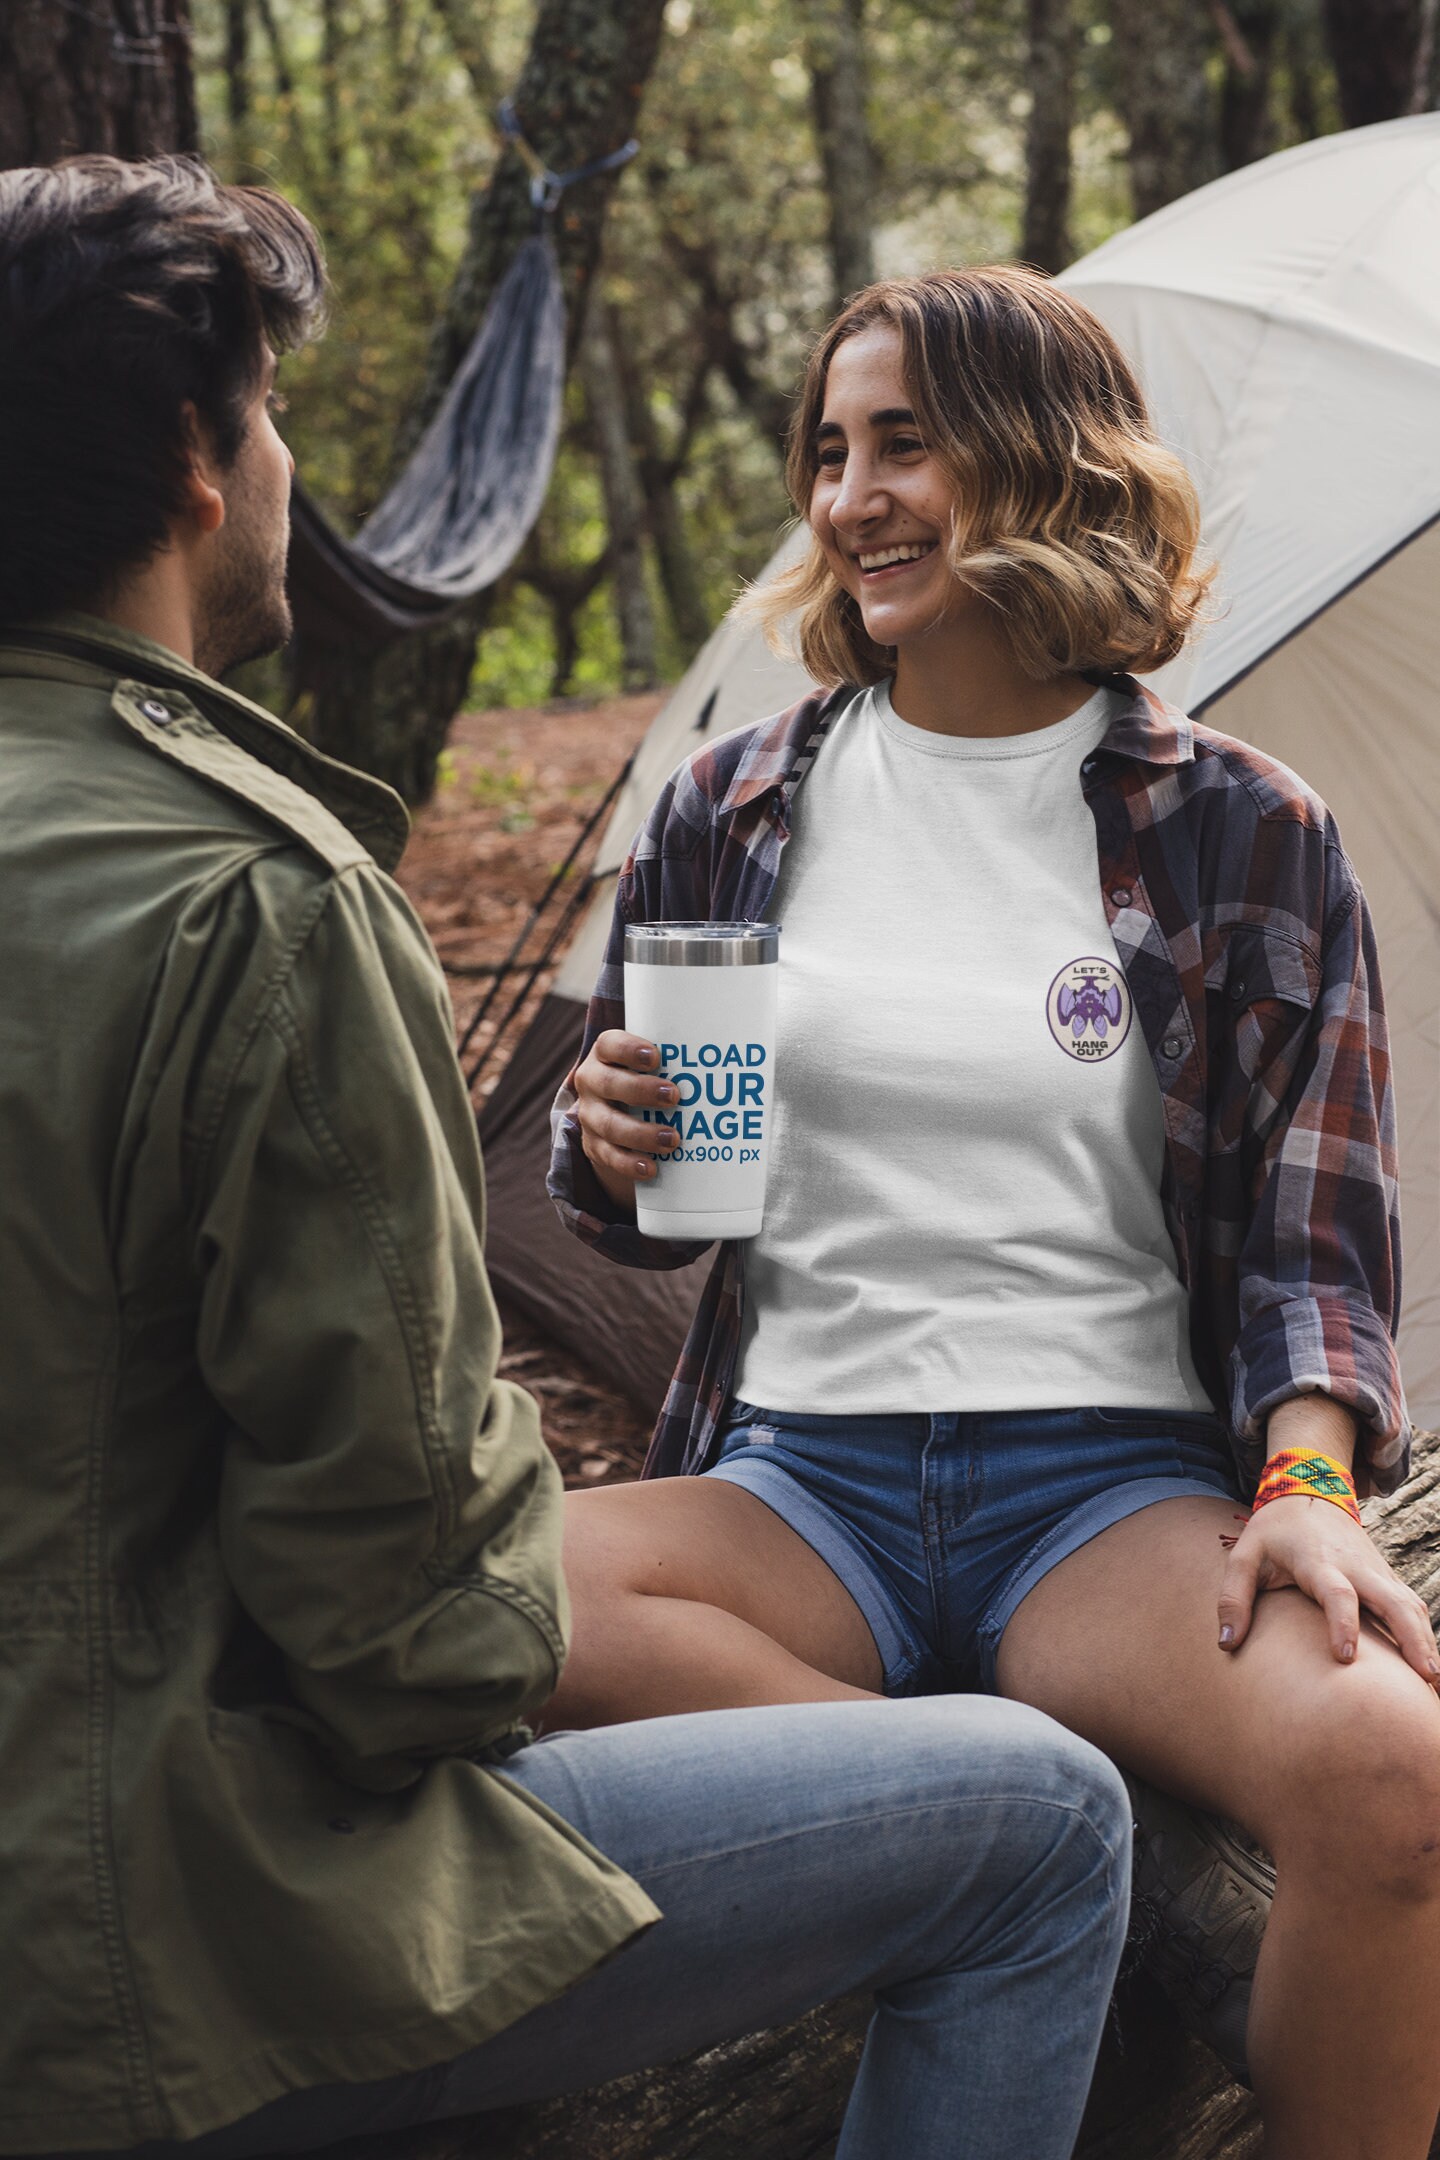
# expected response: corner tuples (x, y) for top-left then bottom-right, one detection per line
(0, 612), (411, 871)
(717, 685), (854, 817)
(1092, 674), (1195, 768)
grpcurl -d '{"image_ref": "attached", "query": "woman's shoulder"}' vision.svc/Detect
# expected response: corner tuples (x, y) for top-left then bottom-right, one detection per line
(1186, 716), (1339, 839)
(1107, 677), (1336, 837)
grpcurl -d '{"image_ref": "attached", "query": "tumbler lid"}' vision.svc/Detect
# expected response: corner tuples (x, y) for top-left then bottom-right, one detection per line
(624, 921), (779, 966)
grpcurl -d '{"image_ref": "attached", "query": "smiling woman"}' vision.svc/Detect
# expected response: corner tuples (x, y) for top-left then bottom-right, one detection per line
(547, 264), (1436, 2160)
(750, 265), (1214, 699)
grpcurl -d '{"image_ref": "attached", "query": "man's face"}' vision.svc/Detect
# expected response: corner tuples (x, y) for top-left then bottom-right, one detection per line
(192, 351), (295, 680)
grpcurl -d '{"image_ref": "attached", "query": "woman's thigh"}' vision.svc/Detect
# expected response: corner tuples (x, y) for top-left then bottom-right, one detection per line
(561, 1477), (885, 1692)
(994, 1492), (1440, 1853)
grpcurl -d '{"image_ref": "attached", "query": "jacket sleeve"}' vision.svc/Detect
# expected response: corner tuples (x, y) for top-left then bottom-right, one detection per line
(1229, 845), (1411, 1496)
(546, 794), (714, 1275)
(190, 866), (567, 1788)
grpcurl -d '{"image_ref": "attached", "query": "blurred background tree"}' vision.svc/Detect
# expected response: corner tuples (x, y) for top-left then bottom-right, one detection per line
(14, 0), (1429, 793)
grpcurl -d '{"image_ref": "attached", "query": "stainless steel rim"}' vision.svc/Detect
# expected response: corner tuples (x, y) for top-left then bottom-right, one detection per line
(624, 922), (780, 966)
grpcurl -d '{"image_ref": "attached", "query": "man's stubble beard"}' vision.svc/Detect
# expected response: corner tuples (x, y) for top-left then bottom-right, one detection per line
(193, 487), (294, 682)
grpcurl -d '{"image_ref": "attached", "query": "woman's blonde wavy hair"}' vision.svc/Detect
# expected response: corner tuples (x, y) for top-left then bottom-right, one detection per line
(744, 265), (1214, 686)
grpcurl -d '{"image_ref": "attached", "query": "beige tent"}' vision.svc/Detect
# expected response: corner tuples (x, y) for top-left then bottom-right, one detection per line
(479, 113), (1440, 1429)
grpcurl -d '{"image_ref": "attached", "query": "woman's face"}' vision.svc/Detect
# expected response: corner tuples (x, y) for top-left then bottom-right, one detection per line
(808, 324), (965, 652)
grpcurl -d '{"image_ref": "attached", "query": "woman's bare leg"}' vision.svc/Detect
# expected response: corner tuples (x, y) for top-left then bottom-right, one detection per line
(544, 1479), (884, 1728)
(996, 1493), (1440, 2160)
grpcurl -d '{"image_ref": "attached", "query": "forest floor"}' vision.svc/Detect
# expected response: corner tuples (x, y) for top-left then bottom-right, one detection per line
(393, 689), (663, 1492)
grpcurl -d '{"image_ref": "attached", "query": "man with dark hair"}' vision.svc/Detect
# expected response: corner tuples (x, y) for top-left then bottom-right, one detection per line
(0, 155), (1131, 2158)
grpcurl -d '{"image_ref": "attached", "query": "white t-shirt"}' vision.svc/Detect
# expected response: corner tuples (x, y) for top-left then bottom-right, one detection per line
(732, 679), (1214, 1416)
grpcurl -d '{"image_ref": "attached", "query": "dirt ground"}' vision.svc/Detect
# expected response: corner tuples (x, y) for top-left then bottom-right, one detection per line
(394, 691), (663, 1490)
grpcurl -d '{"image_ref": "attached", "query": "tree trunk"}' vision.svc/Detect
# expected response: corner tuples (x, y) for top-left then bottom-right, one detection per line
(315, 1433), (1440, 2160)
(516, 538), (608, 699)
(301, 0), (669, 802)
(224, 0), (250, 129)
(0, 0), (197, 168)
(1323, 0), (1424, 124)
(1218, 0), (1277, 171)
(319, 0), (343, 180)
(1283, 6), (1325, 140)
(252, 0), (296, 100)
(1108, 0), (1219, 219)
(582, 292), (660, 691)
(615, 330), (712, 660)
(1021, 0), (1076, 273)
(805, 0), (877, 311)
(1415, 0), (1440, 109)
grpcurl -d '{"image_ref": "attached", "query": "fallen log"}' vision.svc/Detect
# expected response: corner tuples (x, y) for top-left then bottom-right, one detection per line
(321, 1432), (1439, 2160)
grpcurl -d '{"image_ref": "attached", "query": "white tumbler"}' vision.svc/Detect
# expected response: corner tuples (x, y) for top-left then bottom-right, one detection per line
(623, 922), (780, 1241)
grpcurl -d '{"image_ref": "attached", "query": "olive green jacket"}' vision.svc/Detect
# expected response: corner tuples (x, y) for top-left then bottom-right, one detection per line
(0, 617), (656, 2153)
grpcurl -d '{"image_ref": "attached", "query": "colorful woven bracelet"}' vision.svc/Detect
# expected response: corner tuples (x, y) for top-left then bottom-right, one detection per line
(1252, 1446), (1361, 1525)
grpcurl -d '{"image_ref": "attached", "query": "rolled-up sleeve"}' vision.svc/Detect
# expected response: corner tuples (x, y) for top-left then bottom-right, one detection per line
(1229, 854), (1410, 1494)
(192, 868), (568, 1787)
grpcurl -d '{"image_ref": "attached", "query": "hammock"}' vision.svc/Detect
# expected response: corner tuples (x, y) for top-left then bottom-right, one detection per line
(286, 109), (636, 651)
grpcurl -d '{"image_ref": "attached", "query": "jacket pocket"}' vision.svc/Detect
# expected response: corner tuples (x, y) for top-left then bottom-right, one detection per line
(1210, 924), (1320, 1016)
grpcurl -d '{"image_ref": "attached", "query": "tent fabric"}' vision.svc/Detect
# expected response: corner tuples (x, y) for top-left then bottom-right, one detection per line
(480, 115), (1440, 1427)
(287, 233), (566, 651)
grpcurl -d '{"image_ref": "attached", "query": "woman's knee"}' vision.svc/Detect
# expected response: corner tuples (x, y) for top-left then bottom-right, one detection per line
(1268, 1664), (1440, 1904)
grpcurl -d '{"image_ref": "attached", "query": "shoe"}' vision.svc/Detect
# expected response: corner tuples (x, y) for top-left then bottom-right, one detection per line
(1121, 1772), (1276, 2085)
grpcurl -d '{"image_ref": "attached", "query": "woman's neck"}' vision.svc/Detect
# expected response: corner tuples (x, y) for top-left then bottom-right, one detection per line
(889, 613), (1097, 739)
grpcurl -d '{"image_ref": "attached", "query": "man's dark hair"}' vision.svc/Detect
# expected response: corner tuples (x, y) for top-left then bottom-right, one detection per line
(0, 155), (325, 623)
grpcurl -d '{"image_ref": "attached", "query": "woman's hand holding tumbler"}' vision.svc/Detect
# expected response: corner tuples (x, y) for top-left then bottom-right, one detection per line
(575, 1031), (680, 1214)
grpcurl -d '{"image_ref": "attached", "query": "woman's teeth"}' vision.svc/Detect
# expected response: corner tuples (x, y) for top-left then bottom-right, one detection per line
(857, 541), (936, 572)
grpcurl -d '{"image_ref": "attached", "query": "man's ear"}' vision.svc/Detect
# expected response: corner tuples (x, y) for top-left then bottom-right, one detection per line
(178, 400), (226, 538)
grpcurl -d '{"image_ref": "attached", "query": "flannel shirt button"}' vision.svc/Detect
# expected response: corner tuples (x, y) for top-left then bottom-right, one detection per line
(1110, 886), (1132, 908)
(1081, 756), (1098, 776)
(139, 698), (172, 726)
(1229, 977), (1247, 1000)
(1161, 1034), (1183, 1059)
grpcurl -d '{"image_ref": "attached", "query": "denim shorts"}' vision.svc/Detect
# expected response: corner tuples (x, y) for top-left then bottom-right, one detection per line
(707, 1400), (1241, 1694)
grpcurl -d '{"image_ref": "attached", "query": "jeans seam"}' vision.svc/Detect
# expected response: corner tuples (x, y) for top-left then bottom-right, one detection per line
(631, 1793), (1128, 1884)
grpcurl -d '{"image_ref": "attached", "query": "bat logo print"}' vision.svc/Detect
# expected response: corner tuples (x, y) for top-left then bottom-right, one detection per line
(1046, 957), (1133, 1061)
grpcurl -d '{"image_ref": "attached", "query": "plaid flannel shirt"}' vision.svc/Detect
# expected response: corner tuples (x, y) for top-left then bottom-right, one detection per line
(548, 677), (1411, 1500)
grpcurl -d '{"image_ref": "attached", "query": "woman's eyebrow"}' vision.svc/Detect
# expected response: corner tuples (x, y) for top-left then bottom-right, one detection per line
(815, 406), (919, 441)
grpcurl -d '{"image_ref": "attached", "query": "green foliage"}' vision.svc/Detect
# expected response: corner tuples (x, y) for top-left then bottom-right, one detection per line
(466, 582), (558, 711)
(193, 0), (1340, 713)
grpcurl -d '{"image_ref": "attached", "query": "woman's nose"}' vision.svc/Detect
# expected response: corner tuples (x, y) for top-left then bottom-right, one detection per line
(829, 458), (886, 532)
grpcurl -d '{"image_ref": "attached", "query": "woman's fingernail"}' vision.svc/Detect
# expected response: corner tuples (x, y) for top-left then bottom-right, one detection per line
(1341, 1641), (1356, 1663)
(661, 1085), (677, 1103)
(637, 1047), (654, 1064)
(1219, 1625), (1235, 1647)
(635, 1159), (653, 1177)
(1428, 1659), (1440, 1677)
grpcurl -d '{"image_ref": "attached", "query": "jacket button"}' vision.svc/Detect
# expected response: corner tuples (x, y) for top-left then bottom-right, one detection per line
(1110, 886), (1132, 908)
(1081, 756), (1098, 776)
(139, 698), (172, 726)
(1229, 978), (1247, 1000)
(1161, 1035), (1183, 1058)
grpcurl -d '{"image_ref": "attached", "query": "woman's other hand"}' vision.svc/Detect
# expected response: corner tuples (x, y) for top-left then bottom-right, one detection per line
(1218, 1498), (1440, 1687)
(574, 1030), (682, 1213)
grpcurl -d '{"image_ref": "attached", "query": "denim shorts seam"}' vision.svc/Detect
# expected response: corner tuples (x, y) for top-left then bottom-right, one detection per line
(976, 1471), (1236, 1691)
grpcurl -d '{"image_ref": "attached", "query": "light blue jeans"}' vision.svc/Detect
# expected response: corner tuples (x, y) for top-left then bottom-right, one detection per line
(128, 1699), (1131, 2160)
